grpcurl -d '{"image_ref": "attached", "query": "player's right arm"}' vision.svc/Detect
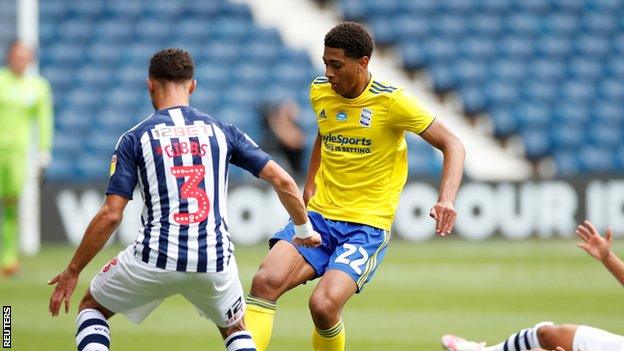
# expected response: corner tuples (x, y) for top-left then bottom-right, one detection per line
(259, 160), (321, 247)
(303, 132), (321, 205)
(576, 220), (624, 287)
(49, 132), (139, 316)
(48, 194), (129, 316)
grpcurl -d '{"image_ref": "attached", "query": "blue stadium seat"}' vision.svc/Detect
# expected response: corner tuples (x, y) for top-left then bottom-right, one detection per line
(484, 81), (519, 107)
(521, 131), (551, 159)
(364, 0), (400, 18)
(77, 153), (110, 180)
(369, 18), (395, 45)
(511, 0), (552, 14)
(498, 36), (535, 59)
(489, 109), (518, 137)
(201, 41), (241, 63)
(429, 64), (457, 92)
(42, 66), (74, 91)
(473, 0), (509, 14)
(135, 19), (174, 41)
(467, 14), (503, 37)
(39, 1), (69, 21)
(66, 89), (102, 112)
(587, 124), (623, 148)
(582, 11), (618, 35)
(489, 59), (526, 81)
(233, 62), (267, 86)
(459, 38), (497, 61)
(578, 145), (615, 173)
(514, 103), (550, 128)
(400, 42), (427, 70)
(598, 78), (624, 101)
(46, 155), (78, 181)
(195, 63), (231, 87)
(553, 150), (581, 176)
(76, 66), (113, 89)
(536, 36), (573, 58)
(69, 0), (105, 19)
(433, 14), (468, 37)
(394, 15), (432, 42)
(397, 0), (436, 14)
(545, 13), (577, 36)
(104, 0), (144, 20)
(505, 14), (541, 36)
(459, 85), (487, 114)
(93, 20), (135, 44)
(454, 60), (488, 85)
(558, 80), (595, 102)
(550, 125), (585, 149)
(567, 57), (604, 80)
(212, 17), (251, 42)
(219, 2), (253, 20)
(521, 80), (557, 103)
(574, 34), (610, 57)
(605, 57), (624, 80)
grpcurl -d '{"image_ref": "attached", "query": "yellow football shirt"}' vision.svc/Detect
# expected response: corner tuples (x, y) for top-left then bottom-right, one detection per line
(307, 76), (435, 230)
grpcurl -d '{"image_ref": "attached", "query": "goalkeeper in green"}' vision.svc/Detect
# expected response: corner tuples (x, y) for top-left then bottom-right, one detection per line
(0, 40), (53, 276)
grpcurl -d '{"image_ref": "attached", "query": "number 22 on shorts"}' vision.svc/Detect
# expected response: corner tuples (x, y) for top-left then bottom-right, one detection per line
(335, 244), (369, 275)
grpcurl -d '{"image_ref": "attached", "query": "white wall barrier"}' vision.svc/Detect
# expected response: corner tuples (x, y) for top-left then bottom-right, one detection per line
(41, 179), (624, 245)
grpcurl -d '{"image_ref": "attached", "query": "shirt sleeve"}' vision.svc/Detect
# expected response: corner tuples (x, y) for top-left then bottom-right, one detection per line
(106, 133), (138, 199)
(227, 125), (272, 177)
(389, 89), (436, 134)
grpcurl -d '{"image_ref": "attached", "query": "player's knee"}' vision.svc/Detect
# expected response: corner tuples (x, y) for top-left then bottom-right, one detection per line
(308, 291), (341, 321)
(78, 292), (113, 319)
(249, 268), (286, 300)
(536, 324), (560, 348)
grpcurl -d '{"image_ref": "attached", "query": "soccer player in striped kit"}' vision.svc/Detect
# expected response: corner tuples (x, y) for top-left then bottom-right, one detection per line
(47, 48), (321, 351)
(442, 221), (624, 351)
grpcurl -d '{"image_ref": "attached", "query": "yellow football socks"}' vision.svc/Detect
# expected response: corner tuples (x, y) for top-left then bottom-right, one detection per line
(244, 295), (276, 351)
(312, 320), (345, 351)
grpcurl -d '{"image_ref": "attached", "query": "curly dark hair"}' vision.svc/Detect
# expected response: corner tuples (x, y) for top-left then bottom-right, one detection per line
(324, 22), (374, 59)
(148, 48), (194, 81)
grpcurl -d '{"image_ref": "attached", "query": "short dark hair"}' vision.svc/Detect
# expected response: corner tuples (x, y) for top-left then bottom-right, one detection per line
(148, 48), (194, 81)
(324, 22), (374, 59)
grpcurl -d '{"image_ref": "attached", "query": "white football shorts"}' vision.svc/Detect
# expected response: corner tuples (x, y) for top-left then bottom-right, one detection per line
(90, 246), (245, 327)
(572, 325), (624, 351)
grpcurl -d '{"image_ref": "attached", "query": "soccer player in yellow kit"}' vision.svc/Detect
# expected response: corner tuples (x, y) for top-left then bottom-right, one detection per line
(244, 22), (466, 351)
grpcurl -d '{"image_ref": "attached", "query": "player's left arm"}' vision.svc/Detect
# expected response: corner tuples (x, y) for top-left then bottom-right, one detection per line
(48, 194), (129, 316)
(577, 220), (624, 287)
(420, 119), (465, 236)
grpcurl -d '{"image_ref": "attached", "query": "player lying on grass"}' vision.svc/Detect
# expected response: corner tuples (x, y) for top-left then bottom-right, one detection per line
(47, 48), (320, 351)
(442, 220), (624, 351)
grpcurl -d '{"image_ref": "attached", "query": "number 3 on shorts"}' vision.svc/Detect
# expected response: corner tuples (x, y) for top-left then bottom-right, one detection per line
(335, 244), (369, 275)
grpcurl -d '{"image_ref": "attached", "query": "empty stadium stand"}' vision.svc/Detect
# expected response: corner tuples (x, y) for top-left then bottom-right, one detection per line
(339, 0), (624, 175)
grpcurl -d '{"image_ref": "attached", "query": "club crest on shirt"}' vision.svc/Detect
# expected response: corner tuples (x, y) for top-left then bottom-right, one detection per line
(109, 155), (117, 176)
(336, 111), (347, 121)
(360, 108), (373, 127)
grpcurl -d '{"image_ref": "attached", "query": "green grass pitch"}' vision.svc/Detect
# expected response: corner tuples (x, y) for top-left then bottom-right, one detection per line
(2, 239), (623, 350)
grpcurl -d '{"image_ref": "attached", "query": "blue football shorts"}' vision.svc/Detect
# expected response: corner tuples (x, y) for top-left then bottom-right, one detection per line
(270, 211), (390, 293)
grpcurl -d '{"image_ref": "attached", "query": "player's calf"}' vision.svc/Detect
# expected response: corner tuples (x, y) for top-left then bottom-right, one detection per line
(75, 309), (110, 351)
(222, 327), (257, 351)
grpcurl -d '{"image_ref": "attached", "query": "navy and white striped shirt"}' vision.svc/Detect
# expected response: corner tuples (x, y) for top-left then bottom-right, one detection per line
(106, 106), (271, 272)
